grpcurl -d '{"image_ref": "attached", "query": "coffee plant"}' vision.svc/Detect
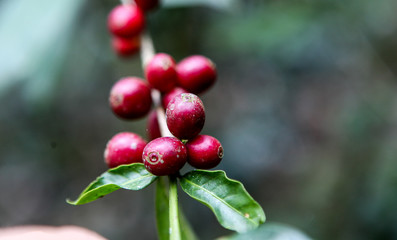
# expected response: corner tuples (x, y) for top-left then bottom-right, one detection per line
(68, 1), (310, 239)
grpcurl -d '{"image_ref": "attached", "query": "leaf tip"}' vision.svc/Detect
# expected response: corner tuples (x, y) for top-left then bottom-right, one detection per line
(66, 198), (77, 205)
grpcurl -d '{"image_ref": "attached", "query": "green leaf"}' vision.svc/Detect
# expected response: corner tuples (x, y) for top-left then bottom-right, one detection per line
(217, 223), (312, 240)
(67, 163), (157, 205)
(180, 170), (265, 233)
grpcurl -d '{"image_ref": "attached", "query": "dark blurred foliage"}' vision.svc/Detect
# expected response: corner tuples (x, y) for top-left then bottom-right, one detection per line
(1, 0), (397, 239)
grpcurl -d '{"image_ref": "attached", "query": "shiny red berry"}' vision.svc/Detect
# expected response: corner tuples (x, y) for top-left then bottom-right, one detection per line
(104, 132), (147, 168)
(147, 110), (161, 140)
(145, 53), (178, 93)
(112, 36), (140, 57)
(142, 137), (187, 176)
(109, 77), (152, 119)
(134, 0), (159, 12)
(108, 4), (145, 38)
(186, 135), (223, 169)
(176, 55), (217, 94)
(166, 93), (205, 140)
(161, 87), (189, 109)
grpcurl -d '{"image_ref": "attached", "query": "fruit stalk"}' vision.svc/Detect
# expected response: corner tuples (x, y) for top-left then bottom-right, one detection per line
(140, 32), (155, 68)
(120, 0), (133, 5)
(139, 29), (181, 238)
(140, 32), (173, 137)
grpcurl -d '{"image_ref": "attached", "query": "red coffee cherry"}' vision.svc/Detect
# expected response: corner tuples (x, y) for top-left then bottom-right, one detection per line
(108, 4), (145, 38)
(166, 93), (205, 140)
(142, 137), (187, 176)
(186, 135), (223, 169)
(176, 55), (217, 94)
(161, 87), (188, 109)
(109, 77), (152, 119)
(104, 132), (147, 168)
(147, 110), (161, 140)
(112, 36), (140, 57)
(145, 53), (178, 93)
(134, 0), (159, 12)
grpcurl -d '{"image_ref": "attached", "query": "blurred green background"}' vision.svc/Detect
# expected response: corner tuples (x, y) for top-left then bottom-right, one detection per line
(1, 0), (397, 239)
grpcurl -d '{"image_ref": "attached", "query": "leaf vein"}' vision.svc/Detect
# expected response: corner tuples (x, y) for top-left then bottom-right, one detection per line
(119, 174), (155, 188)
(183, 178), (257, 225)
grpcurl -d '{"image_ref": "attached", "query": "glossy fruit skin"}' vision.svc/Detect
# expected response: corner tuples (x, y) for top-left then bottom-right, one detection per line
(176, 55), (217, 94)
(109, 77), (152, 119)
(166, 93), (205, 140)
(104, 132), (147, 168)
(112, 36), (140, 57)
(147, 110), (161, 140)
(186, 135), (223, 169)
(142, 137), (187, 176)
(108, 4), (145, 38)
(134, 0), (159, 12)
(145, 53), (178, 93)
(161, 87), (189, 109)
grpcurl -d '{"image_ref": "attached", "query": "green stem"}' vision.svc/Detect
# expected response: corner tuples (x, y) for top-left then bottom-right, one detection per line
(169, 175), (181, 240)
(155, 177), (169, 240)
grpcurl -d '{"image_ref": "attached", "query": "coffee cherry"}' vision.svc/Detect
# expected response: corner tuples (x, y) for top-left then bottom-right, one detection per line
(176, 55), (217, 94)
(108, 4), (145, 38)
(142, 137), (187, 176)
(145, 53), (178, 93)
(186, 135), (223, 169)
(104, 132), (147, 168)
(112, 36), (140, 57)
(134, 0), (159, 12)
(109, 77), (152, 119)
(161, 87), (188, 109)
(166, 93), (205, 140)
(147, 110), (161, 140)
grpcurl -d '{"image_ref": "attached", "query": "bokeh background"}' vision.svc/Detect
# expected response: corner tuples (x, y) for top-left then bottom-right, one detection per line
(1, 0), (397, 239)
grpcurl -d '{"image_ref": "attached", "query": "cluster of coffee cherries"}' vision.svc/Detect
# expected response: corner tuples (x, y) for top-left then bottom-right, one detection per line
(108, 0), (158, 57)
(104, 51), (223, 176)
